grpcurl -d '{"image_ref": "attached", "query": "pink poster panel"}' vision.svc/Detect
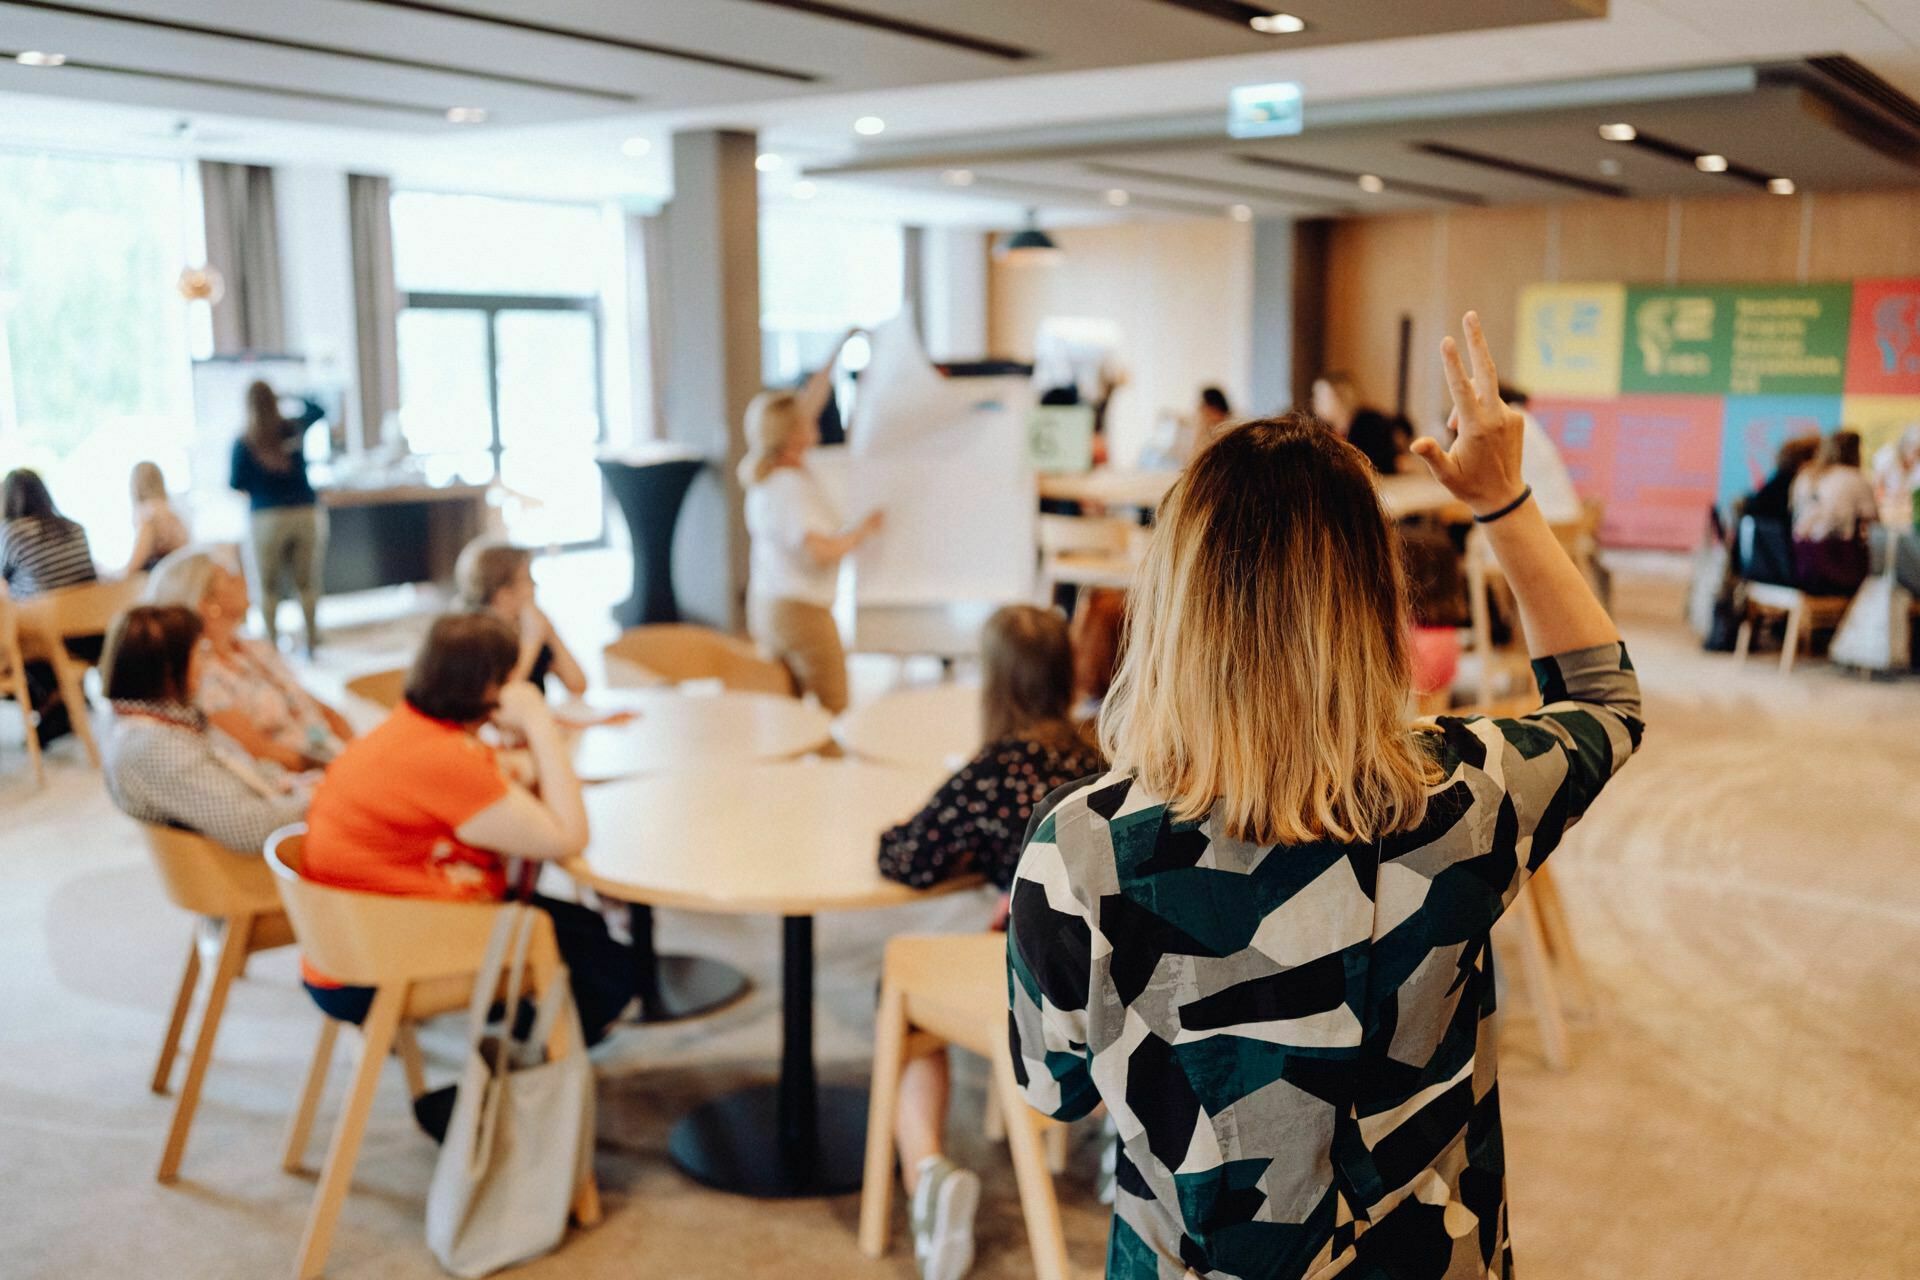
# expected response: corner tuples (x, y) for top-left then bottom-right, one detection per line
(1533, 396), (1724, 549)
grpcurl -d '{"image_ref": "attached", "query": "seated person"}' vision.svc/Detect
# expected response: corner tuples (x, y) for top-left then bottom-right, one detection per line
(125, 461), (191, 576)
(1401, 529), (1466, 713)
(1872, 424), (1920, 510)
(3, 468), (103, 740)
(875, 604), (1105, 1280)
(1312, 371), (1407, 475)
(1746, 435), (1822, 522)
(456, 539), (589, 699)
(1499, 384), (1583, 524)
(1791, 431), (1878, 595)
(147, 548), (353, 772)
(299, 613), (633, 1045)
(1139, 386), (1235, 472)
(101, 604), (308, 854)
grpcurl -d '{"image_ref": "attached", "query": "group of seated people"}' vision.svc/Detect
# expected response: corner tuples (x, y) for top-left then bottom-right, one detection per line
(1738, 425), (1920, 596)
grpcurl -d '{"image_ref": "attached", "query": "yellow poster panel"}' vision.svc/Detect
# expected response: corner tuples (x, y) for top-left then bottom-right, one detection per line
(1840, 395), (1920, 471)
(1514, 283), (1627, 398)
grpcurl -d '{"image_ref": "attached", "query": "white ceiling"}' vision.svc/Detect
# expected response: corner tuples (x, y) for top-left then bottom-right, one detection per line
(0, 0), (1914, 221)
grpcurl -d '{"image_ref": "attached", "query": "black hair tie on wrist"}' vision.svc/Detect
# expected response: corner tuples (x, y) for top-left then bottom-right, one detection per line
(1472, 485), (1533, 525)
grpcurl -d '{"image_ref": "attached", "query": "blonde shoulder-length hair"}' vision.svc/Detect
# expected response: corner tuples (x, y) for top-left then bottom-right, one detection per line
(738, 391), (810, 487)
(1099, 413), (1434, 845)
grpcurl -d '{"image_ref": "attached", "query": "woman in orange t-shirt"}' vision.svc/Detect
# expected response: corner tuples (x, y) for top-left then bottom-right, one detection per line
(301, 613), (632, 1043)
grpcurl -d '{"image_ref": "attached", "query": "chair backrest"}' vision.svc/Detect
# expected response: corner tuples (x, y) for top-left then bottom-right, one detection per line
(604, 624), (795, 696)
(885, 932), (1009, 1057)
(266, 826), (546, 987)
(141, 822), (283, 918)
(344, 667), (408, 711)
(1037, 514), (1134, 559)
(13, 575), (147, 655)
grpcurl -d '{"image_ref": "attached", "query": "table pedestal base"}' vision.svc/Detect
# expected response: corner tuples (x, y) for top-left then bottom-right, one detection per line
(668, 1083), (870, 1198)
(628, 904), (750, 1024)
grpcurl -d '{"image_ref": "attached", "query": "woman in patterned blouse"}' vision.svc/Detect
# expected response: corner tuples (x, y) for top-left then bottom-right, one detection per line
(1008, 313), (1643, 1280)
(877, 604), (1104, 1280)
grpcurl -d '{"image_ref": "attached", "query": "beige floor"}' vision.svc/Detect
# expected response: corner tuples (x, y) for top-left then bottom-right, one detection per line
(2, 558), (1917, 1279)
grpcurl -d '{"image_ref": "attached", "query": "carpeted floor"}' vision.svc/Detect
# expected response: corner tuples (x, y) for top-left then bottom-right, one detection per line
(2, 554), (1917, 1279)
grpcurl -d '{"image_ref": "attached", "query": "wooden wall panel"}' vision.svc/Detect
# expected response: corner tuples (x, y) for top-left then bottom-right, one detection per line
(1322, 212), (1438, 419)
(1554, 198), (1672, 284)
(1673, 194), (1804, 283)
(986, 219), (1252, 463)
(1805, 190), (1920, 280)
(1440, 206), (1551, 400)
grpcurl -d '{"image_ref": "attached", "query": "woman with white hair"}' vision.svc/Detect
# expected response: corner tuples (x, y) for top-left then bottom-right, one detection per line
(738, 387), (884, 713)
(146, 546), (353, 772)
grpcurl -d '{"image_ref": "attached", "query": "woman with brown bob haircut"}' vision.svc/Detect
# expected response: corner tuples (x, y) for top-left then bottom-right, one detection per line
(1007, 313), (1644, 1280)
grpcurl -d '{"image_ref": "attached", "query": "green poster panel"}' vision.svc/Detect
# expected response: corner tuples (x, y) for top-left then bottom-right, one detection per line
(1622, 284), (1851, 396)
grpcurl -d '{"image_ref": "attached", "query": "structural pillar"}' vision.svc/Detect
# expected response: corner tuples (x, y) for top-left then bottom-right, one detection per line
(1249, 216), (1330, 417)
(657, 129), (762, 632)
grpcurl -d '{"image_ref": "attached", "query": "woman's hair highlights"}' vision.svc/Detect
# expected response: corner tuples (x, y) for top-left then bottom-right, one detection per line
(103, 605), (204, 704)
(130, 461), (169, 504)
(738, 391), (808, 486)
(405, 612), (521, 724)
(980, 604), (1080, 749)
(1099, 414), (1434, 845)
(455, 539), (533, 611)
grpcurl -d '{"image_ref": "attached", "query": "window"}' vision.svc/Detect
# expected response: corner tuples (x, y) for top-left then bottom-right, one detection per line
(760, 209), (904, 398)
(0, 150), (195, 567)
(391, 193), (615, 547)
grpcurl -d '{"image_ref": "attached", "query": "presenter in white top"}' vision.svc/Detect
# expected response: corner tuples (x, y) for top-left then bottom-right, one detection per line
(740, 358), (884, 714)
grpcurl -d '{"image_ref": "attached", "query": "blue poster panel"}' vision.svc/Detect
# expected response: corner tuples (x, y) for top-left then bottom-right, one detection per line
(1716, 395), (1842, 514)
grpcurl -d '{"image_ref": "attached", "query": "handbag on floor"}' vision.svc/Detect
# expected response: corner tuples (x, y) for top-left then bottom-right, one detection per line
(425, 902), (595, 1278)
(1829, 555), (1913, 673)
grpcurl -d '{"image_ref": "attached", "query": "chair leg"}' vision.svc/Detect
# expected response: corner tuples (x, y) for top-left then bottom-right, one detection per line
(1733, 612), (1753, 664)
(394, 1024), (427, 1100)
(1044, 1120), (1070, 1176)
(293, 985), (404, 1280)
(157, 913), (254, 1183)
(857, 982), (912, 1259)
(981, 1068), (1007, 1144)
(1779, 599), (1803, 675)
(1530, 867), (1595, 1016)
(151, 934), (203, 1095)
(992, 1049), (1072, 1280)
(12, 665), (44, 786)
(48, 651), (100, 766)
(1506, 890), (1572, 1071)
(283, 1018), (341, 1174)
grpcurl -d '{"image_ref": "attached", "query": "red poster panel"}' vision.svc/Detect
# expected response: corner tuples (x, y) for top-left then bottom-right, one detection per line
(1532, 396), (1724, 549)
(1845, 278), (1920, 395)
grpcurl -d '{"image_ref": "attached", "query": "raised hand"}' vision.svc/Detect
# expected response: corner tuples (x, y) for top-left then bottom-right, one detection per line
(1410, 312), (1527, 516)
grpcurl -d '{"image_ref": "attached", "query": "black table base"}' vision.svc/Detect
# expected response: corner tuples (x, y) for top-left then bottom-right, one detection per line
(628, 904), (750, 1024)
(666, 914), (869, 1197)
(599, 456), (702, 628)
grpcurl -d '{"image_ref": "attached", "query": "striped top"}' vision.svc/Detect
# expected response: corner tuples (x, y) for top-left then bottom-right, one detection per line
(0, 516), (97, 598)
(1008, 643), (1643, 1280)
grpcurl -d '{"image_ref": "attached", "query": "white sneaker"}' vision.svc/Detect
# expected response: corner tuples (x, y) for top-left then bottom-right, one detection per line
(910, 1155), (981, 1280)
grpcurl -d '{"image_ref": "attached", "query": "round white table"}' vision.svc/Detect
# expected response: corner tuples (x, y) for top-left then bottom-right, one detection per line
(1037, 468), (1178, 509)
(833, 681), (981, 772)
(571, 759), (973, 1198)
(563, 691), (833, 1024)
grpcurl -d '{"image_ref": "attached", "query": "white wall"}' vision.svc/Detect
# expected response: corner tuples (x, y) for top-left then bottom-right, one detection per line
(272, 165), (360, 445)
(920, 228), (989, 362)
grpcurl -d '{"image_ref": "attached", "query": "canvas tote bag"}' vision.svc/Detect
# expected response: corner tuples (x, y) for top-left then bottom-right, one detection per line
(426, 903), (595, 1278)
(1829, 551), (1913, 673)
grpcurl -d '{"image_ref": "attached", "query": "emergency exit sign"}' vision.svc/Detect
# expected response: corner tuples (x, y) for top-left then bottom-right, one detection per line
(1228, 82), (1304, 138)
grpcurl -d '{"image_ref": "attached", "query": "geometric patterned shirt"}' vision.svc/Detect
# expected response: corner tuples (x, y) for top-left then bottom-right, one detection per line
(1008, 643), (1643, 1280)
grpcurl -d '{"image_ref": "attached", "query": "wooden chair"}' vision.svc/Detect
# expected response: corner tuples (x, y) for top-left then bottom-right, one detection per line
(1734, 582), (1853, 675)
(267, 828), (600, 1280)
(603, 623), (795, 695)
(143, 824), (297, 1181)
(860, 933), (1072, 1280)
(0, 590), (45, 785)
(1038, 513), (1143, 608)
(342, 666), (407, 710)
(12, 574), (147, 766)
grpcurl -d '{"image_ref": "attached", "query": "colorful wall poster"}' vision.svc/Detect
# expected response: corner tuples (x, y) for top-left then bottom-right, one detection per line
(1717, 395), (1842, 514)
(1532, 396), (1725, 548)
(1514, 283), (1626, 397)
(1840, 395), (1920, 477)
(1619, 285), (1851, 397)
(1844, 279), (1920, 396)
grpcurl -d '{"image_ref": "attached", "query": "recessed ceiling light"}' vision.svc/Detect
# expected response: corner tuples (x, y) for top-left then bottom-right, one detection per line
(620, 136), (652, 158)
(15, 50), (67, 67)
(445, 106), (487, 124)
(1768, 177), (1796, 195)
(1598, 122), (1637, 142)
(1228, 204), (1253, 222)
(1250, 13), (1307, 34)
(792, 180), (817, 200)
(853, 116), (886, 136)
(1695, 153), (1729, 173)
(1105, 188), (1130, 207)
(1597, 157), (1623, 177)
(755, 153), (782, 172)
(942, 169), (975, 187)
(1357, 173), (1386, 194)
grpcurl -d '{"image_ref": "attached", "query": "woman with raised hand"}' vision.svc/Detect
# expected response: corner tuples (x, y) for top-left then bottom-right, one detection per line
(1007, 313), (1642, 1280)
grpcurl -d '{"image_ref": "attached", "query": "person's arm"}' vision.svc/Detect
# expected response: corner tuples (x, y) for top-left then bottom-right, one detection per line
(229, 441), (253, 495)
(802, 511), (884, 567)
(795, 328), (861, 426)
(1004, 801), (1101, 1122)
(453, 683), (588, 861)
(316, 699), (355, 743)
(124, 520), (157, 579)
(876, 752), (992, 889)
(536, 611), (590, 698)
(207, 708), (310, 772)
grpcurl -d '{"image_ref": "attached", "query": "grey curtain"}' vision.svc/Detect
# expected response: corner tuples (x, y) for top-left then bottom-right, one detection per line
(199, 160), (285, 354)
(348, 173), (400, 451)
